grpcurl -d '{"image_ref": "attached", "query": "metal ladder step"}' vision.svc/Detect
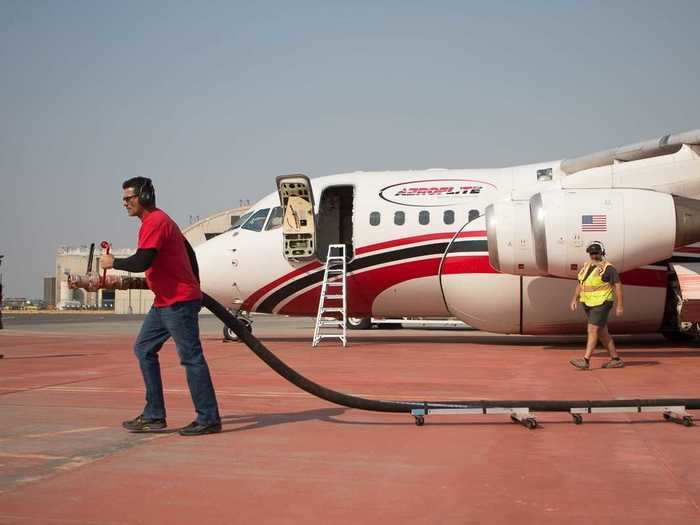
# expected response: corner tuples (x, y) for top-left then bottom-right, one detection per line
(312, 244), (348, 348)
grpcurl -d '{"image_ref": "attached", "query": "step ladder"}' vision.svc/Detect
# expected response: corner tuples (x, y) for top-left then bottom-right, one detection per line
(312, 244), (347, 347)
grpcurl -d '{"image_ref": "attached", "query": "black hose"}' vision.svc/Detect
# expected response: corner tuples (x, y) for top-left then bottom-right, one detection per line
(202, 293), (700, 413)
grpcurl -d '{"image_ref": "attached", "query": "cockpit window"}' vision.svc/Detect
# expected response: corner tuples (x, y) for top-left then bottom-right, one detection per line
(242, 208), (270, 232)
(230, 211), (253, 230)
(266, 206), (284, 230)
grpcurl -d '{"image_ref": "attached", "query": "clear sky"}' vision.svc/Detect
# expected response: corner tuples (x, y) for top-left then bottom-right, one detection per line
(1, 1), (699, 298)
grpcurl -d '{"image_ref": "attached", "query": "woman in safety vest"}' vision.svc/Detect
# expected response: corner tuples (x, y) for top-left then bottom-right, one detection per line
(569, 241), (625, 369)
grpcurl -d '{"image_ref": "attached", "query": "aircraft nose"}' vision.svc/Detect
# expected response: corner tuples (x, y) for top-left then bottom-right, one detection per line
(195, 235), (239, 309)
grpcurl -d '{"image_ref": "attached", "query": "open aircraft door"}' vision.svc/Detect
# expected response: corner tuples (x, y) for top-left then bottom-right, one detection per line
(276, 174), (317, 262)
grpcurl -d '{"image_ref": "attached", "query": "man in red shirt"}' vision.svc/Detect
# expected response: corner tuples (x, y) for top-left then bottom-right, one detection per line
(101, 177), (221, 436)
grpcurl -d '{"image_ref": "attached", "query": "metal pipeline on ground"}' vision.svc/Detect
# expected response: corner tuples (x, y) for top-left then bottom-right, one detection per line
(68, 274), (700, 413)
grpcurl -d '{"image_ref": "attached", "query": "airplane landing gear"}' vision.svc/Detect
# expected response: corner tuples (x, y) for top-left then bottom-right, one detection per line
(346, 317), (371, 330)
(223, 312), (252, 342)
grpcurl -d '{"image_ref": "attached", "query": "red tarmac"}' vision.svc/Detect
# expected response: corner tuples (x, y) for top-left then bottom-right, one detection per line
(1, 327), (700, 524)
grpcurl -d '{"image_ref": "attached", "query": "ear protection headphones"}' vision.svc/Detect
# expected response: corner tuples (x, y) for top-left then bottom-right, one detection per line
(138, 178), (155, 207)
(586, 240), (606, 256)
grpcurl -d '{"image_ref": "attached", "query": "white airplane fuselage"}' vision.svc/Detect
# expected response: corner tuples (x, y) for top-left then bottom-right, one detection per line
(196, 136), (700, 335)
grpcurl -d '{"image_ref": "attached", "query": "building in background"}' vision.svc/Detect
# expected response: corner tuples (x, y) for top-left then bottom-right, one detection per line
(43, 276), (56, 307)
(56, 245), (140, 310)
(54, 206), (250, 314)
(2, 298), (28, 310)
(182, 206), (249, 246)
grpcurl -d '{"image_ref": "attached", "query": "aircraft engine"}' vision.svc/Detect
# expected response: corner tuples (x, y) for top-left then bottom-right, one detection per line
(530, 189), (700, 278)
(487, 189), (700, 279)
(484, 198), (544, 276)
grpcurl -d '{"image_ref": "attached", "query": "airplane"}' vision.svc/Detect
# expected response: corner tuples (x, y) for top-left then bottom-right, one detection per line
(195, 129), (700, 340)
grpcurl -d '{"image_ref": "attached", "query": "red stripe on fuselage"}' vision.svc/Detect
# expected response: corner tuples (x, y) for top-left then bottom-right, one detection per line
(244, 230), (666, 314)
(441, 254), (495, 275)
(242, 259), (322, 311)
(618, 267), (667, 287)
(244, 231), (485, 310)
(441, 254), (666, 287)
(278, 255), (449, 316)
(277, 255), (667, 317)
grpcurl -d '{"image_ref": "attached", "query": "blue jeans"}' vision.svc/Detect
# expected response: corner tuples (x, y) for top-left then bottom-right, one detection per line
(134, 299), (220, 425)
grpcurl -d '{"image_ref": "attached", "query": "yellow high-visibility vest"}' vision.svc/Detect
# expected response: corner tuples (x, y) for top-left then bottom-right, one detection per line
(577, 261), (615, 307)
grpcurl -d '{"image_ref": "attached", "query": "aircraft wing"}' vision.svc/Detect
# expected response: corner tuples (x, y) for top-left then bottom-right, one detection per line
(561, 128), (700, 175)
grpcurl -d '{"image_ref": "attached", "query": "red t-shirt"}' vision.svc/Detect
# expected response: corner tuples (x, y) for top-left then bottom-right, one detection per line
(138, 209), (202, 307)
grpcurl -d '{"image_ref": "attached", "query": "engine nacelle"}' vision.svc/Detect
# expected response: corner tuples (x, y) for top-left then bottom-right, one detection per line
(485, 198), (544, 276)
(530, 189), (700, 278)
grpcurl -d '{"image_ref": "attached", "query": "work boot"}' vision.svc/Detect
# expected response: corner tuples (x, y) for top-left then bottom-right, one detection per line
(602, 358), (625, 369)
(569, 358), (590, 370)
(178, 421), (222, 436)
(122, 414), (167, 433)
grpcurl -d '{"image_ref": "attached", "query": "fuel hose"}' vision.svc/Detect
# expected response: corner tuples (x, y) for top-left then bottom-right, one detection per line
(202, 293), (700, 413)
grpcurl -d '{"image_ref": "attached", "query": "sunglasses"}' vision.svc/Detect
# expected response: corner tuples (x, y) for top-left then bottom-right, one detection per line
(122, 194), (138, 203)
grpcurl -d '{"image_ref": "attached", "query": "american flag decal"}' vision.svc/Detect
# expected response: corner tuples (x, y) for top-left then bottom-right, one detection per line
(581, 214), (607, 232)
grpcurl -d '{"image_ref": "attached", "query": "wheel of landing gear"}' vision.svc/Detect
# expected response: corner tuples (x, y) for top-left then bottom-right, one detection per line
(573, 414), (583, 425)
(222, 318), (252, 341)
(346, 317), (372, 330)
(415, 416), (425, 426)
(683, 416), (694, 427)
(223, 326), (237, 341)
(525, 418), (537, 429)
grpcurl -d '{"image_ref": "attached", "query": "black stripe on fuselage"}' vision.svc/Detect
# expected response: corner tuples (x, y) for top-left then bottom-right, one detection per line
(256, 239), (488, 313)
(653, 255), (700, 266)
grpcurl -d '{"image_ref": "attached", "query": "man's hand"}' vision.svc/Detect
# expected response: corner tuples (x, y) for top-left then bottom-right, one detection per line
(616, 304), (624, 316)
(570, 299), (578, 311)
(101, 254), (114, 270)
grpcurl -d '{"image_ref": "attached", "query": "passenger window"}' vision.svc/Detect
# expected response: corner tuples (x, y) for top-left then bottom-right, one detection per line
(443, 210), (454, 225)
(242, 208), (270, 232)
(394, 211), (405, 225)
(419, 210), (430, 225)
(468, 209), (480, 222)
(265, 206), (283, 230)
(369, 211), (381, 226)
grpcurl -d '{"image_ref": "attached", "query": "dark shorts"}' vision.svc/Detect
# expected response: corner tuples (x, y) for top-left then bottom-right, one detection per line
(583, 301), (613, 327)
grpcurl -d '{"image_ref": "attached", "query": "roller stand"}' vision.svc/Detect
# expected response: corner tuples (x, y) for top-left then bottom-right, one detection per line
(663, 409), (694, 427)
(570, 405), (694, 426)
(509, 409), (538, 429)
(411, 407), (537, 430)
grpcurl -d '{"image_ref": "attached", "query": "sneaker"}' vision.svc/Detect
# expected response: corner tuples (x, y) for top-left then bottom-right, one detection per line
(570, 358), (590, 370)
(602, 359), (625, 369)
(178, 421), (222, 436)
(122, 414), (167, 433)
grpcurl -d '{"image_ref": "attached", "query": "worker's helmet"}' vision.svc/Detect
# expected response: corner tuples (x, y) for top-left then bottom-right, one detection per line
(586, 241), (606, 256)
